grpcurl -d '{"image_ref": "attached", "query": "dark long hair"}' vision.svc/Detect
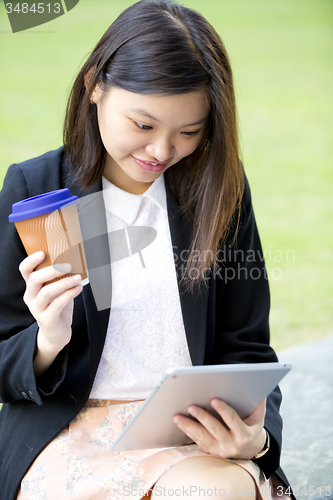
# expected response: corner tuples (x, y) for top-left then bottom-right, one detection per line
(63, 0), (244, 289)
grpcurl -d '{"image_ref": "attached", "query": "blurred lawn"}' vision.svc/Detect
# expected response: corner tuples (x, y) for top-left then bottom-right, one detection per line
(0, 0), (332, 351)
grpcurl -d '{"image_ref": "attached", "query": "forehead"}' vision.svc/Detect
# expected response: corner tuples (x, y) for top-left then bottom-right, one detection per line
(102, 87), (210, 124)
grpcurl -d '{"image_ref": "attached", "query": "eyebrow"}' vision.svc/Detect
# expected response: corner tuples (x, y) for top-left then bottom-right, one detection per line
(131, 108), (208, 127)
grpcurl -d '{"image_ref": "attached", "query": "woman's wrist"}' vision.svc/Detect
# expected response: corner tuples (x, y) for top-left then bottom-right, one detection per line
(33, 329), (65, 377)
(251, 429), (270, 460)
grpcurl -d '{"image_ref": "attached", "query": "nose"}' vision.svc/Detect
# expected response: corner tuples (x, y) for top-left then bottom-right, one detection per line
(145, 136), (174, 163)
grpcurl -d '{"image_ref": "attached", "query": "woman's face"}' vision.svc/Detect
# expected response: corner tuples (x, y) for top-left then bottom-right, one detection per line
(92, 86), (210, 194)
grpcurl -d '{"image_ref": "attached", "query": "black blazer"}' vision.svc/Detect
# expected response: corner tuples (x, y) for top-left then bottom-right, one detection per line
(0, 147), (290, 500)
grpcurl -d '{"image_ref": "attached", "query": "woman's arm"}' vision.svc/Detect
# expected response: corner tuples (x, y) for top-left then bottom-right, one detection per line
(174, 175), (283, 479)
(0, 163), (80, 403)
(214, 175), (282, 479)
(19, 252), (83, 377)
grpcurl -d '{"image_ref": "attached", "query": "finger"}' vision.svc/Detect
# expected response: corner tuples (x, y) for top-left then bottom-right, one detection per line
(29, 274), (82, 314)
(243, 398), (266, 427)
(42, 282), (83, 323)
(19, 251), (45, 282)
(173, 414), (215, 451)
(186, 405), (230, 443)
(24, 263), (73, 304)
(210, 399), (245, 436)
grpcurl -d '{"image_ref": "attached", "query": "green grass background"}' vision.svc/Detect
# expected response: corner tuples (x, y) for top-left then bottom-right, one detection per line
(0, 0), (332, 351)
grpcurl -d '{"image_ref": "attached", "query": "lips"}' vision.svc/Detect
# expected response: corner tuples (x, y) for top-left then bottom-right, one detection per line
(131, 156), (168, 172)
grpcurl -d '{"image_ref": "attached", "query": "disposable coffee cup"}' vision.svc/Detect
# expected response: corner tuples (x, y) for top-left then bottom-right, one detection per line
(9, 189), (89, 285)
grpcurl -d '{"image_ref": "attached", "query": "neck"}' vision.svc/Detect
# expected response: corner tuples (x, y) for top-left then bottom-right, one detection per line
(103, 160), (154, 195)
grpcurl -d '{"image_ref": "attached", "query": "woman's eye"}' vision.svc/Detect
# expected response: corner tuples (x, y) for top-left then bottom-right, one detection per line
(135, 122), (152, 131)
(182, 130), (199, 136)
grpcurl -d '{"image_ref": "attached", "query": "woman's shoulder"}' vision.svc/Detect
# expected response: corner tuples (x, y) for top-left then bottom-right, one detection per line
(241, 174), (253, 216)
(8, 145), (67, 178)
(2, 146), (70, 199)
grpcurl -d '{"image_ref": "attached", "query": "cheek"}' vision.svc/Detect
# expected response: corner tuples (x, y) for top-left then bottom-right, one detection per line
(178, 138), (202, 159)
(97, 117), (144, 155)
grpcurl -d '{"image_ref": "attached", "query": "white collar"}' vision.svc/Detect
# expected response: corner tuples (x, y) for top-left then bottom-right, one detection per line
(102, 174), (167, 225)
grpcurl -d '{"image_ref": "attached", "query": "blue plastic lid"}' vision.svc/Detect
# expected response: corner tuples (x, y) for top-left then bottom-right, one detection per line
(9, 189), (79, 222)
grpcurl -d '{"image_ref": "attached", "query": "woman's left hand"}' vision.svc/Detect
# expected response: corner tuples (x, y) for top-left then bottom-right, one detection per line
(173, 398), (267, 460)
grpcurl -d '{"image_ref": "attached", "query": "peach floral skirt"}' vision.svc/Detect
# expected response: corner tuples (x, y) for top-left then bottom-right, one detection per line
(17, 400), (288, 500)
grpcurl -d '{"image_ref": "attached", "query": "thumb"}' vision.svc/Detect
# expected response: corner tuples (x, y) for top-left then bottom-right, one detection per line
(243, 398), (266, 427)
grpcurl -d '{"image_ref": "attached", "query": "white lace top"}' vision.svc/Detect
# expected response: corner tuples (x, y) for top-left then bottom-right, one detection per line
(89, 174), (192, 400)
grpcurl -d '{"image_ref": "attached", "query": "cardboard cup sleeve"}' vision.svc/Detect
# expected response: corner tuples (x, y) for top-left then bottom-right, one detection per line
(9, 189), (89, 285)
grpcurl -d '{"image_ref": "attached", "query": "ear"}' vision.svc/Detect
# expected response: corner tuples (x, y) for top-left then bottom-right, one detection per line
(84, 66), (103, 104)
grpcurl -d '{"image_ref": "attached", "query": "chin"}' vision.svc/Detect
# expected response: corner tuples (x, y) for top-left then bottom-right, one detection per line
(130, 171), (164, 183)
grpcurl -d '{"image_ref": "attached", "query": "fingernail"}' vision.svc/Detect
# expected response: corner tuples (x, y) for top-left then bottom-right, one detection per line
(72, 274), (82, 282)
(188, 406), (198, 415)
(53, 263), (72, 273)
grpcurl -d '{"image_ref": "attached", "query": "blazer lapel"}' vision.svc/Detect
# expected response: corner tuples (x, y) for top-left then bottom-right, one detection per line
(165, 180), (209, 366)
(65, 174), (111, 378)
(64, 174), (112, 312)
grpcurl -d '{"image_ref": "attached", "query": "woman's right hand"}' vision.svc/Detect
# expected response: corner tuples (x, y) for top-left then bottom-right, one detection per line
(19, 251), (83, 376)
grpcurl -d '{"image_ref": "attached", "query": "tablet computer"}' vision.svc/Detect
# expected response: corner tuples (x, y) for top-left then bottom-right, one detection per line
(112, 362), (291, 452)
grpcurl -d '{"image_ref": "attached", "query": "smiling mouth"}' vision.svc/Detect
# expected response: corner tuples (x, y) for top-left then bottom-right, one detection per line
(133, 156), (169, 167)
(131, 156), (169, 172)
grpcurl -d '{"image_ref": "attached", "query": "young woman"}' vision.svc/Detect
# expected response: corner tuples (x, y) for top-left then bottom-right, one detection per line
(0, 1), (293, 499)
